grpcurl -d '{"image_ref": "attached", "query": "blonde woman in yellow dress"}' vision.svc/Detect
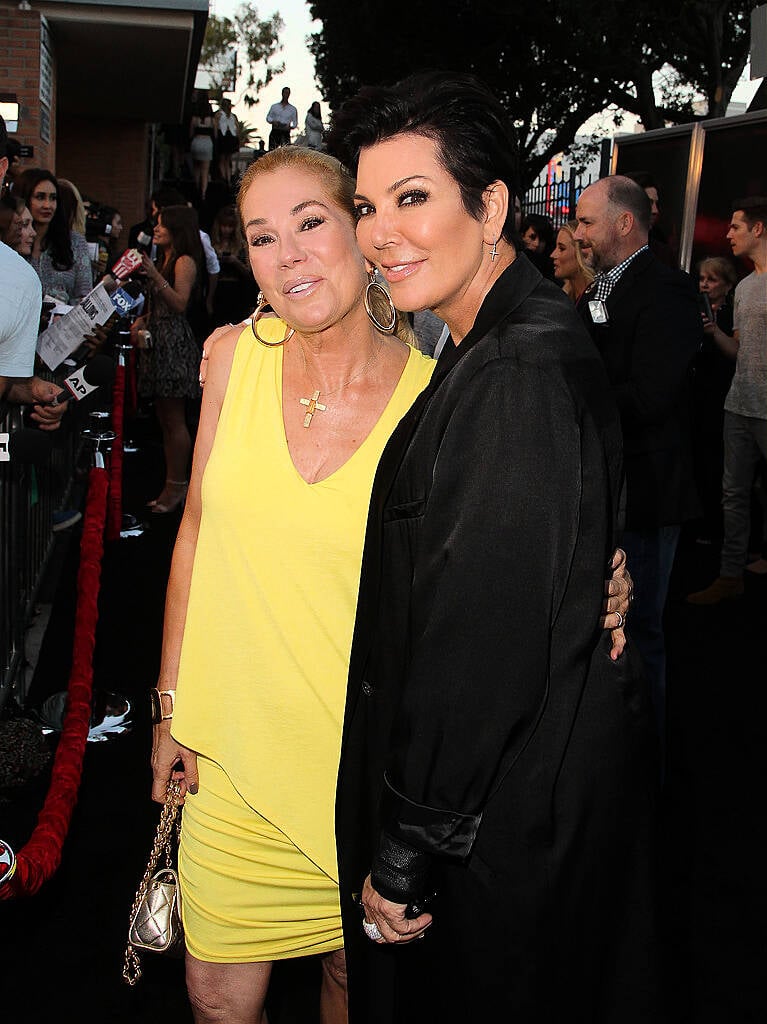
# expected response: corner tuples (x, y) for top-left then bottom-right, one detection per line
(149, 146), (434, 1024)
(150, 146), (632, 1024)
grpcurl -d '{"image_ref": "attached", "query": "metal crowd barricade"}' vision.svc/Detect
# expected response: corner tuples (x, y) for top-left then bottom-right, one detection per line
(0, 398), (79, 713)
(523, 168), (595, 228)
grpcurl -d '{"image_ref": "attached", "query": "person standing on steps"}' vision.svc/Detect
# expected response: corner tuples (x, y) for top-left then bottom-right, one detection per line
(266, 87), (298, 150)
(215, 97), (240, 189)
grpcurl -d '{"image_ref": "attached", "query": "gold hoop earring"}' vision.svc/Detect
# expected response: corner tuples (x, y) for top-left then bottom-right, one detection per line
(250, 292), (295, 347)
(364, 271), (397, 334)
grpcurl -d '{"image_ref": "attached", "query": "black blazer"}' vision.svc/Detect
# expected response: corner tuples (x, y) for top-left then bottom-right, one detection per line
(579, 248), (703, 529)
(336, 256), (661, 1022)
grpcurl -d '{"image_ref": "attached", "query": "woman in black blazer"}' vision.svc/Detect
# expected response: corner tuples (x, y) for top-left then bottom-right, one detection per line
(329, 73), (662, 1023)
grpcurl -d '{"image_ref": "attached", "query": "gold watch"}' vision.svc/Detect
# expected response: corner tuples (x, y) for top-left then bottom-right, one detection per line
(150, 688), (176, 724)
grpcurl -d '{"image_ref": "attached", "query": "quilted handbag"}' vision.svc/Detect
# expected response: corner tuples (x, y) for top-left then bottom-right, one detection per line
(123, 780), (184, 985)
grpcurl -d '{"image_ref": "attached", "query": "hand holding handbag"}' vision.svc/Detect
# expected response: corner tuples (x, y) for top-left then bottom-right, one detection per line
(123, 779), (184, 985)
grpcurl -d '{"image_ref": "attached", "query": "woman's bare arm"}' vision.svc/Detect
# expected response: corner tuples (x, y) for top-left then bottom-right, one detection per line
(150, 326), (240, 802)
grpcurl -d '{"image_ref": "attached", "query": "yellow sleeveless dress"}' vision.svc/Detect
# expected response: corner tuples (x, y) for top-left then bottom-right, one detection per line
(172, 321), (434, 962)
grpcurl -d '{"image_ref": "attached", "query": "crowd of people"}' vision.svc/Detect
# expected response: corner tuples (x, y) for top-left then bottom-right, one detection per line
(0, 145), (260, 517)
(2, 68), (766, 1023)
(159, 87), (326, 209)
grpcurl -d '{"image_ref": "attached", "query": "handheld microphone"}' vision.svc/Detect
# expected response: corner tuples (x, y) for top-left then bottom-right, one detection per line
(50, 355), (116, 406)
(110, 279), (145, 319)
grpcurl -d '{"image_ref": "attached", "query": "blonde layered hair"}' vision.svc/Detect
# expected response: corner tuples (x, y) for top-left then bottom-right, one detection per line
(58, 178), (87, 235)
(237, 145), (356, 226)
(558, 219), (595, 301)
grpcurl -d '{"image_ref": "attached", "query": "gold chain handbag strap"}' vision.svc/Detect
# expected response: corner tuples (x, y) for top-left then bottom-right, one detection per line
(123, 780), (183, 985)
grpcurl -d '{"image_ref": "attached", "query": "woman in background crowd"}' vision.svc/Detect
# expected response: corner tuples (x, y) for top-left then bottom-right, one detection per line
(550, 218), (594, 305)
(57, 178), (88, 237)
(0, 192), (22, 248)
(14, 201), (36, 258)
(691, 255), (738, 545)
(18, 168), (92, 304)
(189, 98), (216, 202)
(132, 204), (202, 515)
(304, 101), (325, 150)
(208, 204), (255, 326)
(520, 211), (556, 279)
(215, 97), (240, 188)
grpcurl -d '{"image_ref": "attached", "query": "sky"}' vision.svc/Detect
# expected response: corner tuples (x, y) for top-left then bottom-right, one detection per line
(212, 0), (323, 142)
(212, 0), (763, 147)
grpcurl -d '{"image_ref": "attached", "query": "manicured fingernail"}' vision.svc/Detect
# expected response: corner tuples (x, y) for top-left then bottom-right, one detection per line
(188, 782), (198, 795)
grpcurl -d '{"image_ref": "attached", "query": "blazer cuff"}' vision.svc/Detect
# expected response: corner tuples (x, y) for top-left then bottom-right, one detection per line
(379, 773), (481, 860)
(371, 832), (431, 904)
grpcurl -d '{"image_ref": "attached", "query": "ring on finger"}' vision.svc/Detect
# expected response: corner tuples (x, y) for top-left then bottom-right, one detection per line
(615, 611), (625, 629)
(363, 920), (383, 941)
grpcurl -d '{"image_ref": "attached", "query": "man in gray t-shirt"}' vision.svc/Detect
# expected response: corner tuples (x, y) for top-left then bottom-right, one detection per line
(688, 197), (767, 604)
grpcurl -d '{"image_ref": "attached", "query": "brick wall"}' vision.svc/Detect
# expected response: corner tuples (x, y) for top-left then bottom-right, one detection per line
(1, 3), (152, 230)
(57, 117), (150, 232)
(0, 3), (55, 171)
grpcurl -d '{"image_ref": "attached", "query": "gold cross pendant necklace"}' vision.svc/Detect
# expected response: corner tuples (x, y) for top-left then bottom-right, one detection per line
(297, 338), (382, 428)
(299, 390), (326, 426)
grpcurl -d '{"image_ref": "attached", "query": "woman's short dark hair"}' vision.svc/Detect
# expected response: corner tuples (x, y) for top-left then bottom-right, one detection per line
(520, 213), (555, 252)
(326, 71), (520, 243)
(17, 167), (73, 270)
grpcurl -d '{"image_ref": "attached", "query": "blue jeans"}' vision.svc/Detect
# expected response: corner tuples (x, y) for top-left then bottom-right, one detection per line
(720, 412), (767, 576)
(621, 525), (681, 772)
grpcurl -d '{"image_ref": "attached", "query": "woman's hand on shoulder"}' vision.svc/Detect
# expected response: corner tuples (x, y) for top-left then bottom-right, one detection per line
(199, 321), (243, 390)
(199, 317), (252, 386)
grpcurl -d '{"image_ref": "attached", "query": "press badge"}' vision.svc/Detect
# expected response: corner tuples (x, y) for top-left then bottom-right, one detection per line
(588, 300), (609, 324)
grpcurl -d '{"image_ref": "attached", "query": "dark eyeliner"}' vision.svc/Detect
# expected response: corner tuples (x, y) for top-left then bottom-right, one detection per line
(399, 189), (429, 207)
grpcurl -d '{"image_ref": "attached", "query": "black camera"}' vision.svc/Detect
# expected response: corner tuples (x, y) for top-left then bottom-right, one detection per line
(85, 206), (113, 242)
(698, 292), (714, 322)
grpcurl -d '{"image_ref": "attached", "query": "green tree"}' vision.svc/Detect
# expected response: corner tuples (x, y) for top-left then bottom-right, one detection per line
(309, 0), (754, 188)
(600, 0), (753, 129)
(236, 119), (262, 148)
(200, 4), (284, 108)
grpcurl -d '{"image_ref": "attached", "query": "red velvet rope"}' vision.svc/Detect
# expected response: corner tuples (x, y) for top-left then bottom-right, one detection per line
(126, 346), (137, 420)
(106, 361), (125, 542)
(0, 467), (109, 899)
